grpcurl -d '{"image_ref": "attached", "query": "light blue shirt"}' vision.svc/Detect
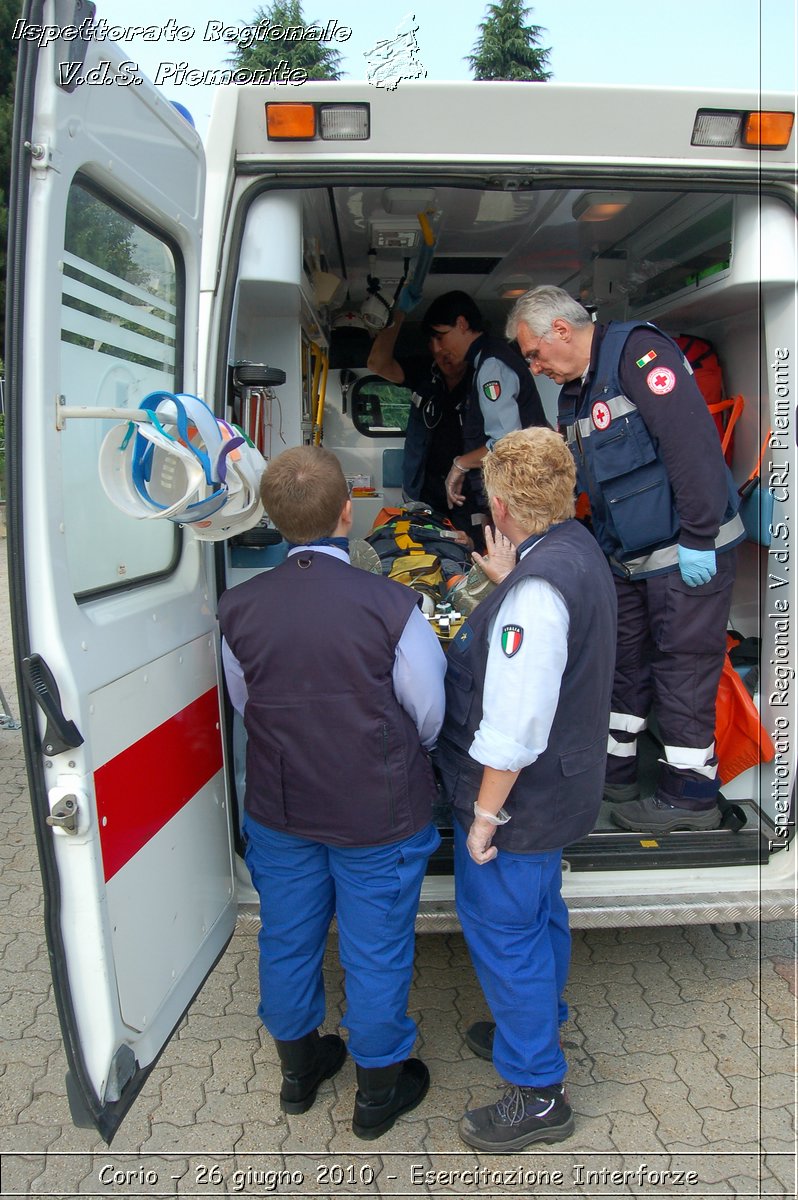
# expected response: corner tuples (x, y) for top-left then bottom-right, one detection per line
(221, 544), (447, 749)
(474, 351), (523, 449)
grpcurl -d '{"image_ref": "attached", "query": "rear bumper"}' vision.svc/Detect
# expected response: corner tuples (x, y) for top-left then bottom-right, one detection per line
(414, 887), (796, 932)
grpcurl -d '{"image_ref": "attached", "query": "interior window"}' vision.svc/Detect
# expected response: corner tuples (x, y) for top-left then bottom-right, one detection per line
(350, 375), (412, 437)
(60, 181), (182, 596)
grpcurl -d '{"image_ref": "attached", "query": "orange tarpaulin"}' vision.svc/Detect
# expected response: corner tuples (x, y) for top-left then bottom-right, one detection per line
(715, 640), (775, 785)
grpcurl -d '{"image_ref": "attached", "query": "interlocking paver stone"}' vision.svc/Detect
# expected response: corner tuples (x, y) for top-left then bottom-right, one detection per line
(0, 529), (795, 1194)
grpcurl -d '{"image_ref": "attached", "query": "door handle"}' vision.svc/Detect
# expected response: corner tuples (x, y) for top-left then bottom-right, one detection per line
(21, 654), (84, 756)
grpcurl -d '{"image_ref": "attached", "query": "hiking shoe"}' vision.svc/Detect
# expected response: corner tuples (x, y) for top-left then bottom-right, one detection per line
(464, 1021), (495, 1060)
(603, 782), (640, 804)
(610, 795), (721, 833)
(459, 1082), (574, 1151)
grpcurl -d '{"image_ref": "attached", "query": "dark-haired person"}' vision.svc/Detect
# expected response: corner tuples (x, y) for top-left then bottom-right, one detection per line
(218, 445), (446, 1140)
(418, 290), (549, 514)
(367, 304), (479, 539)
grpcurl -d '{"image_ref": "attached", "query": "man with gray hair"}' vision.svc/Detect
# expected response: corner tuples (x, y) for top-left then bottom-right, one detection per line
(505, 285), (744, 834)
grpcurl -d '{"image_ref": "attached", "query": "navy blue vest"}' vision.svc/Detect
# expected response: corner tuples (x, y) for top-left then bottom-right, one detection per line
(561, 322), (741, 577)
(434, 520), (617, 853)
(218, 552), (439, 846)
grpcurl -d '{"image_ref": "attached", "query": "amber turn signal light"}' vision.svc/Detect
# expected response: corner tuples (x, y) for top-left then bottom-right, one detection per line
(742, 111), (794, 150)
(266, 104), (316, 140)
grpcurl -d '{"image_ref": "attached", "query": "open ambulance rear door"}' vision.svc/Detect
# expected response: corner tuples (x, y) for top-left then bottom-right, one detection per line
(6, 1), (235, 1141)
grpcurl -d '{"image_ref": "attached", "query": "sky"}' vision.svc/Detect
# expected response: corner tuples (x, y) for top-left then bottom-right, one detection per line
(93, 0), (797, 138)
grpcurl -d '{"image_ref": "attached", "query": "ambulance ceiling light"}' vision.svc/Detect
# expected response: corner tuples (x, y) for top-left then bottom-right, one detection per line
(498, 275), (532, 300)
(381, 188), (437, 215)
(572, 192), (632, 222)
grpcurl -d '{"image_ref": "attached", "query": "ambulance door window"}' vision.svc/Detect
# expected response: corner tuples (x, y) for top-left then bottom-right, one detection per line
(351, 375), (413, 436)
(60, 180), (181, 596)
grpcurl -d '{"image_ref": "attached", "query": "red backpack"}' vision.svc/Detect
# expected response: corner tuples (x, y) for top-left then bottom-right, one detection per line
(675, 335), (741, 464)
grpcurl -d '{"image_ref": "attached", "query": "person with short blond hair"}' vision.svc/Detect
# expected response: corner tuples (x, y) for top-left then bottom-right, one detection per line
(434, 425), (617, 1153)
(219, 444), (446, 1140)
(481, 427), (576, 533)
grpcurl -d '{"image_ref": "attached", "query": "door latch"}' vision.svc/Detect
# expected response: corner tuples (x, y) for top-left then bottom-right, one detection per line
(46, 795), (78, 834)
(21, 654), (84, 756)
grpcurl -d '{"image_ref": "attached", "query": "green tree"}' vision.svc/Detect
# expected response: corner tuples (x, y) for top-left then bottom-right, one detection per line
(228, 0), (344, 79)
(64, 187), (148, 289)
(468, 0), (552, 81)
(0, 0), (23, 339)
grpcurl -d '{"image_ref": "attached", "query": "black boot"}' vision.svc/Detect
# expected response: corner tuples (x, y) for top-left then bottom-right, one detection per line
(274, 1029), (347, 1114)
(352, 1059), (430, 1140)
(464, 1020), (495, 1060)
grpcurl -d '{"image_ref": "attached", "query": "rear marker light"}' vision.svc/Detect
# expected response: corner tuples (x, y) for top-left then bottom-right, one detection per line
(319, 106), (369, 140)
(691, 110), (742, 147)
(742, 111), (794, 150)
(265, 103), (370, 141)
(692, 108), (794, 150)
(266, 103), (316, 140)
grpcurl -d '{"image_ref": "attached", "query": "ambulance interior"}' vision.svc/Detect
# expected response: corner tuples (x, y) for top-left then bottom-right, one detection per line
(219, 178), (792, 880)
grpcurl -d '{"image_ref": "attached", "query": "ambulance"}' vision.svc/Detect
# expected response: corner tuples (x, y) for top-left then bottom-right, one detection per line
(6, 0), (796, 1139)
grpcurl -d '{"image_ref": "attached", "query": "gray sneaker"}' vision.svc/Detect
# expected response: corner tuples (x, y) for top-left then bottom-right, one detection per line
(459, 1082), (574, 1151)
(611, 795), (721, 833)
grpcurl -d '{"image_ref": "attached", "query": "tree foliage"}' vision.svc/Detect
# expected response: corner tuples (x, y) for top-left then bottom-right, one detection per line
(0, 0), (22, 339)
(64, 187), (148, 290)
(468, 0), (552, 82)
(229, 0), (344, 79)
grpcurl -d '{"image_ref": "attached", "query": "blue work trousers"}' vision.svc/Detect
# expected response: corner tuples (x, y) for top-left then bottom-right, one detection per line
(243, 814), (440, 1068)
(454, 822), (570, 1087)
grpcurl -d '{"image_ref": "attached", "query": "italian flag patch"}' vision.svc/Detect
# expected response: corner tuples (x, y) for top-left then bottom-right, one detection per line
(501, 624), (524, 657)
(483, 380), (502, 401)
(636, 350), (657, 368)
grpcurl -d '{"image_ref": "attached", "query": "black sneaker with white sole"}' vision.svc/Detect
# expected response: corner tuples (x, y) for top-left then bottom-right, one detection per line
(459, 1082), (574, 1151)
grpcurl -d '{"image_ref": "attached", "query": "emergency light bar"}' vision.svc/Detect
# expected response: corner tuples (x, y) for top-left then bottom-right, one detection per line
(692, 109), (794, 150)
(266, 103), (370, 141)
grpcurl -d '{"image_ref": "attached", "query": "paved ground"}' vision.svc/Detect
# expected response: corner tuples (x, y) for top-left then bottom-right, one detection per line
(0, 521), (795, 1198)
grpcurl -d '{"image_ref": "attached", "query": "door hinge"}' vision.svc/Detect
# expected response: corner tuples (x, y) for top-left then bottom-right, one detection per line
(24, 140), (55, 171)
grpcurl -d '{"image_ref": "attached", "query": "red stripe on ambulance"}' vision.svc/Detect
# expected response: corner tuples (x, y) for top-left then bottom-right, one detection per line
(94, 689), (223, 882)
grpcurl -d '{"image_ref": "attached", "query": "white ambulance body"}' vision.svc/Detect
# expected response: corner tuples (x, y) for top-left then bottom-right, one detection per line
(7, 0), (796, 1138)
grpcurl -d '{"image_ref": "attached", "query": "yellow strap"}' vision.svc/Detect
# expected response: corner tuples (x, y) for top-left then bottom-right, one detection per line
(393, 520), (423, 551)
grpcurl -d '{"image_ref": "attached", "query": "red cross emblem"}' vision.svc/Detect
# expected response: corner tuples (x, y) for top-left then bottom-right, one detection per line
(591, 400), (611, 430)
(646, 366), (676, 395)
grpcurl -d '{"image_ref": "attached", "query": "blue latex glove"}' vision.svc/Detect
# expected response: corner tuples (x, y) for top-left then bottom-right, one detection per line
(678, 546), (717, 587)
(396, 281), (424, 315)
